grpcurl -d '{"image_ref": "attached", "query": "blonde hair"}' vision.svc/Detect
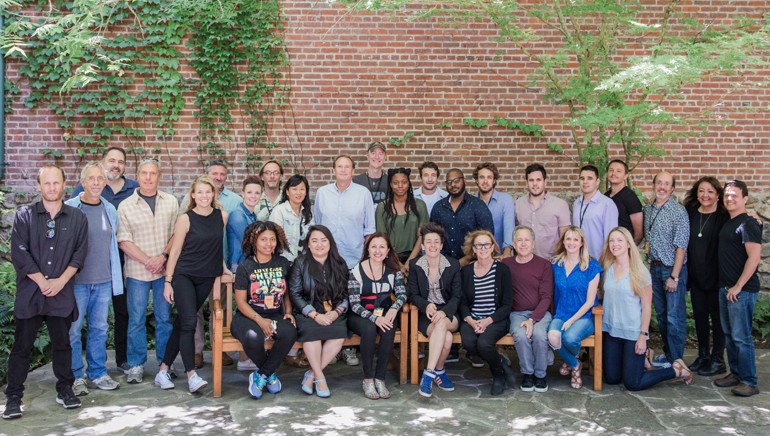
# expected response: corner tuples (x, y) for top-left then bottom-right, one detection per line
(599, 227), (647, 298)
(186, 176), (223, 212)
(551, 225), (590, 271)
(461, 229), (500, 261)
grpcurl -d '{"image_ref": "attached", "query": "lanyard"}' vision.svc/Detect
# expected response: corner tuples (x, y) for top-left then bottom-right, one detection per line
(578, 197), (590, 228)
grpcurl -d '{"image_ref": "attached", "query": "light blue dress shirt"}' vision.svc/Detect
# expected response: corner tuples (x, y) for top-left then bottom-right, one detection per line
(478, 189), (515, 250)
(313, 182), (375, 268)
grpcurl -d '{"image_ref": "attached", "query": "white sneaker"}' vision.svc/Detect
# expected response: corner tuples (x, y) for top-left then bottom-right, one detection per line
(237, 359), (258, 371)
(126, 366), (143, 384)
(340, 348), (360, 366)
(92, 375), (120, 390)
(154, 370), (175, 390)
(188, 372), (208, 393)
(72, 378), (89, 396)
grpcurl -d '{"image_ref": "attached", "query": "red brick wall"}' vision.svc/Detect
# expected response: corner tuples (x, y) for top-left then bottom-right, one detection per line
(3, 0), (769, 198)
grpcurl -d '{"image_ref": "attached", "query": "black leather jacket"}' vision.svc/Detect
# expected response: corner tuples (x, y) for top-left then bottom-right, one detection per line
(289, 254), (349, 317)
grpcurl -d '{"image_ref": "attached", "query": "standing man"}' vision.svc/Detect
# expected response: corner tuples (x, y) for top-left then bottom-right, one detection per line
(5, 166), (88, 419)
(473, 162), (515, 257)
(256, 159), (284, 221)
(643, 171), (689, 368)
(572, 165), (618, 260)
(117, 158), (178, 384)
(714, 180), (762, 397)
(65, 162), (123, 396)
(502, 226), (554, 393)
(606, 159), (643, 244)
(352, 141), (388, 210)
(515, 164), (570, 259)
(71, 146), (138, 373)
(414, 161), (448, 215)
(430, 168), (494, 261)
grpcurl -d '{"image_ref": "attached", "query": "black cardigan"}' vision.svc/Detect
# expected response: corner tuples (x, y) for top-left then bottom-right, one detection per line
(408, 256), (462, 319)
(458, 260), (513, 323)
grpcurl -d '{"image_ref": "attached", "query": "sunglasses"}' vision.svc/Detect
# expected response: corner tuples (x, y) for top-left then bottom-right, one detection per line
(46, 219), (56, 239)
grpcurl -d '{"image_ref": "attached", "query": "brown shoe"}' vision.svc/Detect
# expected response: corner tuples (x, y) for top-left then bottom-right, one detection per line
(285, 354), (310, 368)
(672, 359), (694, 385)
(222, 352), (234, 366)
(731, 383), (759, 397)
(714, 373), (740, 388)
(194, 353), (204, 369)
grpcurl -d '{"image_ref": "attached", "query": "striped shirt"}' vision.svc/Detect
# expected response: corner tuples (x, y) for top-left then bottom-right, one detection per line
(471, 262), (498, 319)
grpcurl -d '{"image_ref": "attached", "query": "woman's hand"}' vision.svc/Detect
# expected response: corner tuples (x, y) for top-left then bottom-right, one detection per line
(284, 313), (296, 328)
(374, 315), (393, 332)
(475, 317), (492, 334)
(431, 310), (446, 325)
(635, 335), (648, 355)
(313, 311), (333, 326)
(256, 316), (274, 338)
(384, 308), (398, 323)
(465, 316), (481, 332)
(163, 282), (174, 304)
(561, 318), (575, 331)
(426, 303), (437, 319)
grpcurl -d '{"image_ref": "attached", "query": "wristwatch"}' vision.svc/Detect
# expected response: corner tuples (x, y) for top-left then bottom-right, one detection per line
(669, 275), (679, 282)
(640, 331), (649, 337)
(162, 252), (169, 260)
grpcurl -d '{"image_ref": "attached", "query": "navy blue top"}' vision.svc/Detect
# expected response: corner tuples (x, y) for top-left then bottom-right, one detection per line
(430, 194), (494, 259)
(552, 258), (602, 322)
(70, 176), (139, 210)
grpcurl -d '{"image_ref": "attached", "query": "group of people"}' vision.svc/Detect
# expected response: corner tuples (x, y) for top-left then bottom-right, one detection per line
(3, 141), (763, 420)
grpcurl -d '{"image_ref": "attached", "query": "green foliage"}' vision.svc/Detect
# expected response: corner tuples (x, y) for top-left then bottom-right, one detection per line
(753, 293), (770, 340)
(3, 80), (21, 115)
(494, 116), (545, 137)
(438, 121), (453, 129)
(388, 131), (415, 148)
(462, 118), (488, 129)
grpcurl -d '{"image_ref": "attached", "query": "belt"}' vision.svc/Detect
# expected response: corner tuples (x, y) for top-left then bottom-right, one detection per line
(650, 260), (666, 267)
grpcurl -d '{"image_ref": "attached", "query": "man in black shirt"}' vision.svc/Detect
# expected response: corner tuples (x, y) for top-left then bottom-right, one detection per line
(352, 141), (388, 210)
(714, 180), (762, 397)
(4, 165), (89, 419)
(605, 159), (643, 244)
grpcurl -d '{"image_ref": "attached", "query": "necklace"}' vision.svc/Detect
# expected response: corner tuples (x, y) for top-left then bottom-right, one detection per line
(698, 211), (713, 238)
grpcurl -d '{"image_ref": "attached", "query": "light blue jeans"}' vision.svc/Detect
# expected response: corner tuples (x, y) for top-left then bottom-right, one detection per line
(719, 287), (758, 386)
(70, 281), (112, 380)
(650, 264), (688, 362)
(549, 317), (594, 369)
(510, 311), (552, 378)
(126, 277), (172, 367)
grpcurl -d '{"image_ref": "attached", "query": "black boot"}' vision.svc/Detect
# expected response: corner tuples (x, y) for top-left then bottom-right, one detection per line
(698, 355), (727, 376)
(688, 351), (709, 373)
(490, 375), (506, 396)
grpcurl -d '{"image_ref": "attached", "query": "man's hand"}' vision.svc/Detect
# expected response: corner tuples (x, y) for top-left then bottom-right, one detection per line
(726, 285), (742, 303)
(520, 318), (534, 339)
(41, 277), (66, 297)
(145, 255), (166, 274)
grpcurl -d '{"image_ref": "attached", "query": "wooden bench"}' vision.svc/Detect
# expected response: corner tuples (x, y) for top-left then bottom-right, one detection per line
(212, 274), (409, 398)
(409, 305), (604, 391)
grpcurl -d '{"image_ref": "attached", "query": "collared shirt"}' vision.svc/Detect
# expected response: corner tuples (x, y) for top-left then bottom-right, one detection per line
(644, 197), (689, 266)
(70, 176), (139, 209)
(414, 187), (448, 215)
(430, 193), (494, 260)
(117, 189), (178, 281)
(11, 201), (88, 319)
(477, 189), (515, 250)
(226, 202), (257, 269)
(269, 201), (314, 262)
(65, 194), (124, 296)
(572, 192), (618, 260)
(256, 192), (284, 221)
(313, 182), (375, 268)
(515, 192), (571, 259)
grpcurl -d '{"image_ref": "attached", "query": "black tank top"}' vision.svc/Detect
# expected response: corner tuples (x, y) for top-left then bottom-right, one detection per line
(176, 208), (224, 277)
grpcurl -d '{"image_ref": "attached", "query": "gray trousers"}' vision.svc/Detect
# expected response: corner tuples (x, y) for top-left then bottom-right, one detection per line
(509, 311), (552, 379)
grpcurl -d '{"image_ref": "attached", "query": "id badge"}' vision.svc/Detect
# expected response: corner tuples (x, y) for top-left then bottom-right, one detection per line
(264, 295), (275, 309)
(373, 308), (384, 317)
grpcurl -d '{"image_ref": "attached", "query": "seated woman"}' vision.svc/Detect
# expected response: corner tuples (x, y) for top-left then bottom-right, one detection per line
(458, 230), (515, 396)
(548, 226), (601, 390)
(600, 227), (693, 390)
(289, 225), (350, 398)
(375, 167), (428, 265)
(230, 221), (297, 399)
(348, 232), (407, 400)
(409, 223), (462, 398)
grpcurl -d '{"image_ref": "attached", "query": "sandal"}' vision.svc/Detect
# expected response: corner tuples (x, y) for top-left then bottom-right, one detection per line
(644, 349), (654, 371)
(570, 361), (583, 389)
(559, 362), (570, 376)
(374, 379), (391, 399)
(673, 359), (694, 385)
(362, 379), (379, 400)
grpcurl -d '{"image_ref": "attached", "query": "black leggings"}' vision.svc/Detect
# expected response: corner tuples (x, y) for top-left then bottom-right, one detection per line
(691, 286), (725, 358)
(348, 314), (397, 380)
(230, 311), (297, 377)
(459, 318), (508, 375)
(162, 274), (215, 372)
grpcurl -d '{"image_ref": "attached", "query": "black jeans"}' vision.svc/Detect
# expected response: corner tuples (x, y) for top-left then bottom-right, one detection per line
(691, 286), (725, 358)
(230, 311), (297, 377)
(162, 274), (215, 372)
(112, 249), (128, 366)
(5, 315), (74, 398)
(603, 332), (675, 391)
(459, 318), (508, 375)
(348, 314), (397, 380)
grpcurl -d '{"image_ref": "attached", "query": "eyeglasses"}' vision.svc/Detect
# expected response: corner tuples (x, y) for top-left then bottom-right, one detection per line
(86, 176), (106, 183)
(46, 219), (56, 239)
(262, 170), (281, 177)
(473, 243), (493, 250)
(446, 176), (464, 185)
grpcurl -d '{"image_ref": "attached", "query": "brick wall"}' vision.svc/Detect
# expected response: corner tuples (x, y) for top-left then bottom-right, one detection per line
(2, 0), (769, 199)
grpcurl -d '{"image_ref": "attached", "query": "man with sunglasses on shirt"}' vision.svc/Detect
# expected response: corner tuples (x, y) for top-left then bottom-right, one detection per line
(5, 165), (89, 419)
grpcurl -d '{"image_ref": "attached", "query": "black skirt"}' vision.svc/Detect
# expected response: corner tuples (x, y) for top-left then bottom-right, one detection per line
(295, 313), (349, 342)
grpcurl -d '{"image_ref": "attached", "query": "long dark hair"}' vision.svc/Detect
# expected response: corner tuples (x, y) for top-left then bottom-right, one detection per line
(382, 167), (420, 230)
(301, 225), (349, 306)
(360, 232), (402, 272)
(278, 174), (313, 225)
(683, 176), (725, 213)
(241, 221), (290, 259)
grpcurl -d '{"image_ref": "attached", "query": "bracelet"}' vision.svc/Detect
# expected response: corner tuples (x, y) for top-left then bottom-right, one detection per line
(165, 280), (172, 284)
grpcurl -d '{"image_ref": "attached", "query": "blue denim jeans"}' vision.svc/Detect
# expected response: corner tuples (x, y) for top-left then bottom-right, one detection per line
(603, 332), (676, 391)
(70, 281), (113, 380)
(719, 287), (758, 386)
(650, 264), (687, 362)
(549, 317), (594, 369)
(126, 277), (172, 367)
(510, 311), (552, 378)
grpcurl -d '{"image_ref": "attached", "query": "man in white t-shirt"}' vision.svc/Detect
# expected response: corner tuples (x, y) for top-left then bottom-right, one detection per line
(414, 161), (448, 215)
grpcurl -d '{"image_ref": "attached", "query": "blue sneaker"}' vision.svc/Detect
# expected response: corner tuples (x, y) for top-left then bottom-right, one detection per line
(652, 353), (672, 368)
(433, 369), (455, 391)
(248, 371), (268, 399)
(419, 370), (435, 398)
(266, 373), (282, 394)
